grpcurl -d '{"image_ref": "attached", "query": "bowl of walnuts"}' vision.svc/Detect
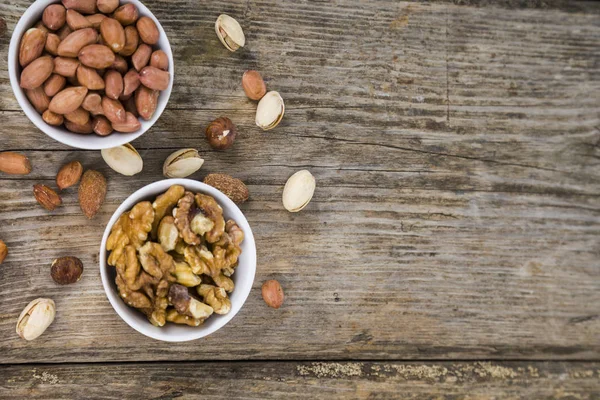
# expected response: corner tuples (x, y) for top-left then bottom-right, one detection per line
(99, 179), (257, 341)
(8, 0), (174, 150)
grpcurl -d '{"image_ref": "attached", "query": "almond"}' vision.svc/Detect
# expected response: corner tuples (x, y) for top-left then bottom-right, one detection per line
(49, 86), (88, 114)
(104, 70), (123, 99)
(57, 27), (97, 57)
(112, 4), (138, 26)
(25, 87), (50, 113)
(57, 24), (72, 41)
(203, 173), (249, 204)
(42, 109), (64, 126)
(43, 4), (67, 31)
(92, 115), (113, 136)
(65, 119), (93, 134)
(66, 9), (92, 30)
(64, 107), (90, 126)
(0, 152), (32, 175)
(120, 26), (139, 57)
(77, 64), (105, 90)
(33, 184), (62, 211)
(131, 43), (151, 71)
(20, 56), (54, 89)
(82, 92), (103, 115)
(97, 0), (119, 14)
(56, 160), (83, 190)
(62, 0), (97, 15)
(53, 56), (80, 77)
(112, 111), (141, 133)
(101, 96), (126, 123)
(150, 50), (169, 71)
(135, 85), (158, 121)
(86, 13), (106, 29)
(45, 33), (61, 55)
(78, 44), (115, 69)
(122, 69), (140, 97)
(139, 66), (169, 91)
(0, 240), (7, 265)
(111, 55), (128, 74)
(136, 16), (159, 45)
(19, 28), (47, 67)
(100, 17), (125, 53)
(78, 170), (107, 219)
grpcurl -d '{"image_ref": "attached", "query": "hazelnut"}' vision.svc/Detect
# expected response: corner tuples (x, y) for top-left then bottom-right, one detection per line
(262, 279), (284, 309)
(51, 256), (83, 284)
(205, 117), (237, 150)
(242, 70), (266, 101)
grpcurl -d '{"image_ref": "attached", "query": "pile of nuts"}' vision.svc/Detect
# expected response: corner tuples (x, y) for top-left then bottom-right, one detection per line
(106, 184), (244, 327)
(18, 0), (170, 135)
(2, 10), (329, 340)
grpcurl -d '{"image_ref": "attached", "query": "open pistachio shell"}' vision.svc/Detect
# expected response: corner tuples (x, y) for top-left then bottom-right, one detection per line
(163, 148), (204, 178)
(215, 14), (245, 52)
(256, 91), (284, 131)
(282, 170), (316, 212)
(16, 298), (56, 341)
(101, 143), (143, 176)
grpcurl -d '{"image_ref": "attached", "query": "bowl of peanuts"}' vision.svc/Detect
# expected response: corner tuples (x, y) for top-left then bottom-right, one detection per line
(8, 0), (174, 149)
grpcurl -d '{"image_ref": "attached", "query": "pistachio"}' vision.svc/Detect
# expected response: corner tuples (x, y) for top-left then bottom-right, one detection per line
(256, 91), (284, 130)
(101, 143), (143, 176)
(282, 170), (316, 212)
(16, 298), (56, 341)
(163, 149), (204, 178)
(214, 14), (245, 52)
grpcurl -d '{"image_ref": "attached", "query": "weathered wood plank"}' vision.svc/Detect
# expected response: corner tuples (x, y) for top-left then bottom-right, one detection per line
(0, 155), (598, 362)
(0, 0), (598, 364)
(1, 361), (599, 399)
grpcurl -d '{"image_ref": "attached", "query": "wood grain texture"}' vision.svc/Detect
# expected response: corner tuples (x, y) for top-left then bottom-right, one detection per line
(0, 0), (598, 366)
(1, 361), (599, 399)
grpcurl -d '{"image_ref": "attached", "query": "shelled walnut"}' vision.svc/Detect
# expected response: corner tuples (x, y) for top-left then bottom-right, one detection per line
(106, 185), (244, 327)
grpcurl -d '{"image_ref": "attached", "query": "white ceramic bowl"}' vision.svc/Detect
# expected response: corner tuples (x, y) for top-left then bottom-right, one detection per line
(99, 179), (257, 342)
(8, 0), (174, 150)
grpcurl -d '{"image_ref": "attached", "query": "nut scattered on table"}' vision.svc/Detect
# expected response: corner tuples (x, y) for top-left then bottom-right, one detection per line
(256, 91), (284, 130)
(0, 240), (7, 264)
(203, 173), (249, 204)
(17, 1), (170, 135)
(16, 298), (56, 341)
(262, 280), (284, 309)
(106, 185), (244, 327)
(56, 160), (83, 190)
(33, 184), (63, 211)
(215, 14), (245, 52)
(0, 152), (32, 175)
(78, 169), (107, 219)
(163, 148), (204, 178)
(282, 170), (316, 212)
(51, 256), (84, 284)
(101, 143), (143, 176)
(242, 70), (267, 101)
(205, 117), (237, 150)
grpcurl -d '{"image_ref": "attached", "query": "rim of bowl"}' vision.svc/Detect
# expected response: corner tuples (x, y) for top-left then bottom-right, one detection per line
(8, 0), (174, 150)
(99, 179), (257, 342)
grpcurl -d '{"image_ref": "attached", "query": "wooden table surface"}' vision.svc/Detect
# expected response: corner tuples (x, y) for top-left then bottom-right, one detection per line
(1, 0), (599, 398)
